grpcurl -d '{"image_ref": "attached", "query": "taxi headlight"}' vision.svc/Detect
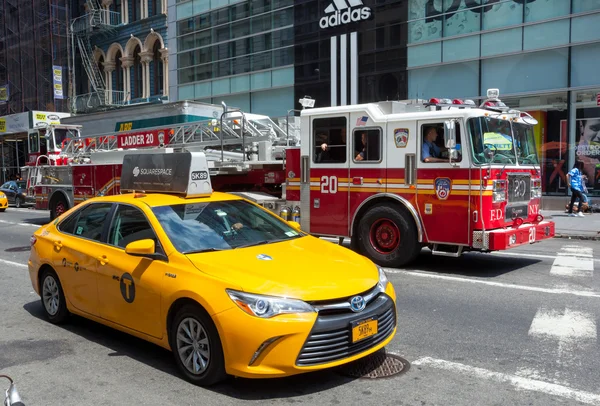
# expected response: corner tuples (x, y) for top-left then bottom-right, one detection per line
(0, 193), (5, 198)
(377, 266), (390, 291)
(226, 289), (316, 318)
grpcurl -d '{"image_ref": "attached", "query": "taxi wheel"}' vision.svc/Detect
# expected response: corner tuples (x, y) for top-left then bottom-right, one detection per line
(40, 269), (70, 324)
(170, 304), (226, 386)
(357, 203), (420, 268)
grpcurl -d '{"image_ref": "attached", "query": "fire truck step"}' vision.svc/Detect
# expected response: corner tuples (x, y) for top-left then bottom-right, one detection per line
(431, 244), (464, 258)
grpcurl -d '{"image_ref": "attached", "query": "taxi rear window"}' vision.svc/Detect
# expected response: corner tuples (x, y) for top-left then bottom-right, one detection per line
(152, 200), (303, 254)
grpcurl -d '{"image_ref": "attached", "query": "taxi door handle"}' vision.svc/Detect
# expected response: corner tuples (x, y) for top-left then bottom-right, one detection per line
(54, 241), (63, 250)
(97, 255), (109, 265)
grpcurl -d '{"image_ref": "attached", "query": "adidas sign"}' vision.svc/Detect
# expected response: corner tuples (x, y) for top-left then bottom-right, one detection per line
(319, 0), (372, 29)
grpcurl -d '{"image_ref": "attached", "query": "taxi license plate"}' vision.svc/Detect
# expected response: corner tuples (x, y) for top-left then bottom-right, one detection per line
(351, 318), (378, 343)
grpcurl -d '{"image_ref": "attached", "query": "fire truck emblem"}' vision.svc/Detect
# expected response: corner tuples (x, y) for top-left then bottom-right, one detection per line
(158, 131), (165, 144)
(434, 177), (451, 200)
(394, 128), (409, 148)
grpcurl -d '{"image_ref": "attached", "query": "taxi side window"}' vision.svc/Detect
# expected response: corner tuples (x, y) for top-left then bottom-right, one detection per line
(108, 204), (160, 250)
(72, 203), (113, 242)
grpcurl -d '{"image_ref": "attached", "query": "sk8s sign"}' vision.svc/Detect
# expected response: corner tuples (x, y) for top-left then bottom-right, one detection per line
(435, 178), (451, 200)
(320, 0), (372, 29)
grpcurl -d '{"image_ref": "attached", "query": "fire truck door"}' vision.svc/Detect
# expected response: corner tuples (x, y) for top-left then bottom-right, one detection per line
(416, 120), (470, 245)
(309, 115), (350, 237)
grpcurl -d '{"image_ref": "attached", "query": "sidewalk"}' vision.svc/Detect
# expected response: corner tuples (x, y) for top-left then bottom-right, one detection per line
(541, 210), (600, 240)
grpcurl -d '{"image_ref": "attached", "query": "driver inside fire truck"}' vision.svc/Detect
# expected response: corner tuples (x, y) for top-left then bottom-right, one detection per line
(422, 126), (449, 163)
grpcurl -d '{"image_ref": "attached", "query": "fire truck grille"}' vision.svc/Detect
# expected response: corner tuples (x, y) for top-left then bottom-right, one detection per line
(507, 173), (531, 203)
(296, 295), (396, 366)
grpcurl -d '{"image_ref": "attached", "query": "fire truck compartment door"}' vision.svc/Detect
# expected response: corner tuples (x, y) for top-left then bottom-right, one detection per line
(416, 120), (470, 245)
(309, 114), (350, 237)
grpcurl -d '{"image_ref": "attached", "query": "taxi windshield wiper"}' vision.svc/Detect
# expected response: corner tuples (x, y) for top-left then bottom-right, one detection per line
(184, 247), (227, 254)
(234, 240), (270, 249)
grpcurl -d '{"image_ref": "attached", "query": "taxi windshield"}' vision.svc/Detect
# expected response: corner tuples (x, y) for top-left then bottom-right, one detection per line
(152, 200), (304, 254)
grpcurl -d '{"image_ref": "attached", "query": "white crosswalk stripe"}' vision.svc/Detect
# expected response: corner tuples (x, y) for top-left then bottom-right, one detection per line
(550, 245), (594, 277)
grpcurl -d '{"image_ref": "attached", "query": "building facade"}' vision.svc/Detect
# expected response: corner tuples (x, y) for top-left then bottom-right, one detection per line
(170, 0), (600, 197)
(168, 0), (295, 118)
(71, 0), (169, 114)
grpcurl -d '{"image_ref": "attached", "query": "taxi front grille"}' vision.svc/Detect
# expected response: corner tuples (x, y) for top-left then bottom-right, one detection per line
(296, 295), (396, 366)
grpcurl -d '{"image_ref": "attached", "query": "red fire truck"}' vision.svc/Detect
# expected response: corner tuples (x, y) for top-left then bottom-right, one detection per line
(23, 90), (555, 267)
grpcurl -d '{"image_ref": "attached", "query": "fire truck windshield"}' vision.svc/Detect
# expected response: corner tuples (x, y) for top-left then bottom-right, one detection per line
(51, 128), (80, 150)
(468, 116), (538, 166)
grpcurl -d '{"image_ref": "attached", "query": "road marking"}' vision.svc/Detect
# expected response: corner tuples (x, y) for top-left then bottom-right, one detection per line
(412, 357), (600, 405)
(550, 246), (594, 277)
(383, 269), (600, 298)
(487, 251), (600, 263)
(0, 219), (43, 228)
(0, 258), (28, 268)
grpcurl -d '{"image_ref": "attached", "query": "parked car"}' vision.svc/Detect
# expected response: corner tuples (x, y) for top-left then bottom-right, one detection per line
(0, 180), (30, 208)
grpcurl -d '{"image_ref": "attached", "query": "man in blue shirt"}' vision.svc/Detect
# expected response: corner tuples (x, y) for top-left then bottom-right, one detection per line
(567, 161), (586, 217)
(422, 126), (449, 163)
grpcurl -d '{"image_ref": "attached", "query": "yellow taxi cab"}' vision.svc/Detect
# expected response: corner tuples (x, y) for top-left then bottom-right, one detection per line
(0, 191), (7, 212)
(28, 151), (397, 386)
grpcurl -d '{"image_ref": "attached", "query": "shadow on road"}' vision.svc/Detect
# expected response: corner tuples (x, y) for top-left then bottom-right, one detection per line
(21, 217), (49, 226)
(401, 249), (541, 277)
(22, 300), (358, 400)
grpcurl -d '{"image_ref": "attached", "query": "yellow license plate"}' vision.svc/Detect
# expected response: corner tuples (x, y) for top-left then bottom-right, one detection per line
(351, 318), (378, 343)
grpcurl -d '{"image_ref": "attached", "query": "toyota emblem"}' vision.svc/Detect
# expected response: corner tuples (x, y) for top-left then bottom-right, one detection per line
(350, 295), (366, 312)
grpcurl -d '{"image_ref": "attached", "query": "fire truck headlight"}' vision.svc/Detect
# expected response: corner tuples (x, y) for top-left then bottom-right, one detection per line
(492, 180), (507, 203)
(377, 267), (390, 291)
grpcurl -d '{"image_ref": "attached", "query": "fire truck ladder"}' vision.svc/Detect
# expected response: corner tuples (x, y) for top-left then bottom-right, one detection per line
(60, 113), (290, 164)
(69, 1), (122, 113)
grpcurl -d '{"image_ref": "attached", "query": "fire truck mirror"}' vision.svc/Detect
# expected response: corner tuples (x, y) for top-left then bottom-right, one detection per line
(444, 120), (456, 149)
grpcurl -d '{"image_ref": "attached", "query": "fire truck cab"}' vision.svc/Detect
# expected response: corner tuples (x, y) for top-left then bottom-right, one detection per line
(286, 90), (554, 267)
(26, 124), (82, 166)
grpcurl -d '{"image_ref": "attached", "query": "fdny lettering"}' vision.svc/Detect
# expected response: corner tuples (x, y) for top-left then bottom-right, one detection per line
(490, 209), (503, 221)
(529, 204), (539, 216)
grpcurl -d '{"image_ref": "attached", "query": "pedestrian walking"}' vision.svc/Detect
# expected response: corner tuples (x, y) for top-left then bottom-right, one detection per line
(567, 160), (586, 217)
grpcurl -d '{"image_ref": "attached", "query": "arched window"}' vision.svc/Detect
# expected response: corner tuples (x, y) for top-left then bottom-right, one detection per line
(152, 41), (163, 96)
(114, 50), (123, 93)
(132, 45), (142, 99)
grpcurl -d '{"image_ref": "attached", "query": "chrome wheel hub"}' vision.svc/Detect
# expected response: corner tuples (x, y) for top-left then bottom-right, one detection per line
(176, 317), (210, 375)
(42, 276), (60, 316)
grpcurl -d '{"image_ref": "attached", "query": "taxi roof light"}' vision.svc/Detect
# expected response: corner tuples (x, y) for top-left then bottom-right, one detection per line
(120, 151), (213, 199)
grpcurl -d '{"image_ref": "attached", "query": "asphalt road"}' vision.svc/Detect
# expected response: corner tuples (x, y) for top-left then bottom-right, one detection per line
(0, 207), (599, 406)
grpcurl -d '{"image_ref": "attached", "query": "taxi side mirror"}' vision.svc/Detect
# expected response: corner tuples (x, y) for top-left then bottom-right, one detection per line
(287, 220), (301, 230)
(125, 239), (166, 261)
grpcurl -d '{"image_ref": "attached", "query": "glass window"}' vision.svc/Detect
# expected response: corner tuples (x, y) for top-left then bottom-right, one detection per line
(571, 43), (600, 87)
(231, 3), (249, 20)
(571, 13), (600, 43)
(69, 203), (113, 242)
(253, 33), (271, 53)
(272, 27), (293, 48)
(443, 36), (479, 62)
(273, 48), (293, 68)
(525, 0), (570, 22)
(250, 87), (294, 117)
(108, 205), (159, 249)
(232, 38), (251, 57)
(482, 1), (522, 30)
(232, 56), (250, 74)
(211, 78), (230, 95)
(481, 49), (568, 95)
(523, 20), (569, 51)
(273, 7), (293, 27)
(177, 19), (195, 36)
(353, 129), (382, 162)
(407, 42), (441, 68)
(407, 0), (442, 43)
(178, 34), (195, 52)
(211, 8), (229, 25)
(28, 133), (40, 153)
(196, 30), (212, 48)
(194, 12), (211, 29)
(443, 6), (480, 37)
(252, 51), (272, 71)
(252, 0), (271, 15)
(408, 61), (479, 99)
(421, 123), (462, 163)
(1, 182), (10, 189)
(231, 20), (250, 39)
(468, 117), (516, 165)
(216, 60), (231, 77)
(214, 25), (229, 42)
(252, 14), (271, 33)
(572, 0), (600, 13)
(313, 117), (347, 164)
(250, 71), (271, 89)
(513, 122), (539, 165)
(481, 28), (522, 57)
(151, 200), (304, 254)
(231, 75), (250, 92)
(196, 64), (213, 81)
(178, 67), (196, 84)
(176, 2), (193, 20)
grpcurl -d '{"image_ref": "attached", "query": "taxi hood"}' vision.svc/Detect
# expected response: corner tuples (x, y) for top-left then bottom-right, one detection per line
(186, 236), (379, 301)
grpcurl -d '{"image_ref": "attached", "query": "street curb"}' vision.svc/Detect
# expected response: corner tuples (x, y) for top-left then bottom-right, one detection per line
(554, 234), (600, 241)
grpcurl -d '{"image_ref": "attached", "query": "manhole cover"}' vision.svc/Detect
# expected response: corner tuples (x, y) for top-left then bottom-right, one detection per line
(337, 350), (410, 379)
(5, 246), (31, 252)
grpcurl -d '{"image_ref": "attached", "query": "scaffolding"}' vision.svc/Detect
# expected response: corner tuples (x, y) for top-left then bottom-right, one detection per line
(69, 0), (124, 114)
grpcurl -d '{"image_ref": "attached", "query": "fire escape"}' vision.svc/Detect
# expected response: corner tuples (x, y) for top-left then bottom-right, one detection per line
(69, 0), (123, 114)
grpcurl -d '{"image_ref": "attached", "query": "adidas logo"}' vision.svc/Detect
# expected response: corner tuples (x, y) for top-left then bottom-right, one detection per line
(319, 0), (372, 29)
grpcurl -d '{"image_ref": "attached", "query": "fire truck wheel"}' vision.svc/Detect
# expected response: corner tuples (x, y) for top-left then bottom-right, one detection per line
(50, 196), (69, 221)
(357, 204), (420, 268)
